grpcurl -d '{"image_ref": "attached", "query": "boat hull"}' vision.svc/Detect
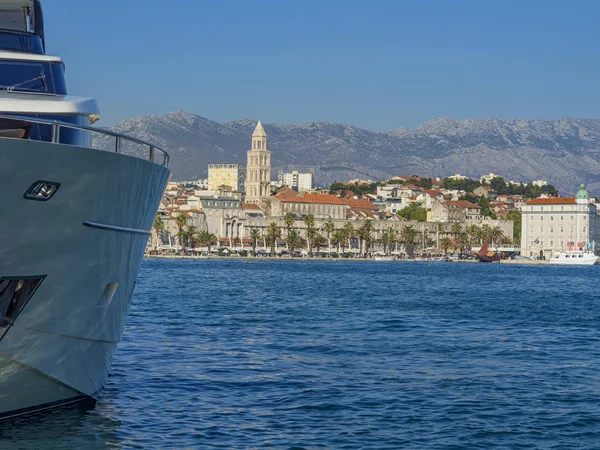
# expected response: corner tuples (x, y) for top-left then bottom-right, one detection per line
(0, 138), (169, 419)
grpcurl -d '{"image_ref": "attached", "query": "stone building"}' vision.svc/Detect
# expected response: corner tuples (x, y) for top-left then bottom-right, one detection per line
(270, 187), (347, 219)
(521, 184), (599, 259)
(245, 121), (271, 204)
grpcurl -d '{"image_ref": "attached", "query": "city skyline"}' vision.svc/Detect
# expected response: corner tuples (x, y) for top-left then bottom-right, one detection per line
(45, 0), (600, 130)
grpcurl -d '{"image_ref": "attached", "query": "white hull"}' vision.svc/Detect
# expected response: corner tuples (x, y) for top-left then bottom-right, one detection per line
(0, 138), (169, 419)
(549, 251), (599, 266)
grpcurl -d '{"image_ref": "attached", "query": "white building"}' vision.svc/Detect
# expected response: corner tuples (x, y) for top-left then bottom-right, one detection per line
(532, 179), (548, 187)
(279, 170), (313, 192)
(521, 185), (599, 259)
(480, 173), (498, 184)
(447, 174), (468, 180)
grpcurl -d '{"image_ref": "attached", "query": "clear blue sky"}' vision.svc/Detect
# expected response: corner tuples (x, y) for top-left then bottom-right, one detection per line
(44, 0), (599, 130)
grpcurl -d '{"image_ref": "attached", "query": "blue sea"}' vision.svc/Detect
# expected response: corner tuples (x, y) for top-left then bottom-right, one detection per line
(2, 259), (600, 449)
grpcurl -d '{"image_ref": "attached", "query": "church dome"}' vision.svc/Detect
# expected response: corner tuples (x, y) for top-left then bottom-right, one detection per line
(576, 184), (589, 200)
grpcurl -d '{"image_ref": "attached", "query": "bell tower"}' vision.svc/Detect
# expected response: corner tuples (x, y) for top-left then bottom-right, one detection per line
(245, 121), (271, 204)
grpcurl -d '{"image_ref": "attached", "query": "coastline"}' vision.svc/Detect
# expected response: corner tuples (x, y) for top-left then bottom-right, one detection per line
(144, 254), (550, 264)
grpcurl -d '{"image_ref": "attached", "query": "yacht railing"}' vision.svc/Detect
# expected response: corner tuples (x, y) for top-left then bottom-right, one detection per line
(0, 114), (170, 167)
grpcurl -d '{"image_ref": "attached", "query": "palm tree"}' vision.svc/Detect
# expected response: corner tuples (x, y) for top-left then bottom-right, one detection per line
(153, 215), (165, 250)
(249, 227), (261, 256)
(304, 214), (315, 229)
(313, 235), (327, 254)
(401, 225), (419, 256)
(198, 230), (217, 254)
(306, 227), (318, 254)
(440, 237), (452, 254)
(488, 225), (505, 249)
(287, 229), (302, 254)
(266, 222), (281, 256)
(343, 222), (355, 251)
(332, 229), (346, 254)
(450, 223), (462, 239)
(175, 213), (188, 249)
(186, 225), (199, 249)
(379, 229), (392, 255)
(324, 220), (335, 252)
(358, 221), (374, 256)
(284, 212), (295, 237)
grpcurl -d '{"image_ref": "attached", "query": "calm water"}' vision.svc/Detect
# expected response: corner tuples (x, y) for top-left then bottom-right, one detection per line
(2, 259), (600, 449)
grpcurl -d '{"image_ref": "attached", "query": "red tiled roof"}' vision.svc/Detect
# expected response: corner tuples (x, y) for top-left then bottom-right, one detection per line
(344, 199), (376, 209)
(242, 203), (261, 210)
(423, 189), (443, 197)
(274, 187), (347, 205)
(527, 197), (576, 205)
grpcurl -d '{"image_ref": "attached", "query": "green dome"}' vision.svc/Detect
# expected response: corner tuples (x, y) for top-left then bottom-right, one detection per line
(576, 184), (588, 199)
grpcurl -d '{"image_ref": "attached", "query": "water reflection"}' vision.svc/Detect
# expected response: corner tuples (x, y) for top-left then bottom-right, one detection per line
(0, 399), (122, 449)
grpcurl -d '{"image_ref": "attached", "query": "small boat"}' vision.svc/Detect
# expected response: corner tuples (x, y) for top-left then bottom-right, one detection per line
(374, 256), (395, 261)
(549, 250), (599, 265)
(475, 235), (502, 263)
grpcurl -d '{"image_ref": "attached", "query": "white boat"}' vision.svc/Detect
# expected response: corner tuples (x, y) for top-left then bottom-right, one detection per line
(0, 1), (170, 419)
(549, 251), (599, 266)
(374, 256), (395, 261)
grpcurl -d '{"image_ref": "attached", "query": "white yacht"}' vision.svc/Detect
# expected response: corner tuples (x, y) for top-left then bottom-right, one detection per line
(549, 250), (599, 266)
(0, 1), (170, 419)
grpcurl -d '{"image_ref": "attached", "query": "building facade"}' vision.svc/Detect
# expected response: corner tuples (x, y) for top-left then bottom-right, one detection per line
(245, 121), (271, 204)
(208, 164), (245, 192)
(521, 185), (599, 259)
(279, 170), (313, 192)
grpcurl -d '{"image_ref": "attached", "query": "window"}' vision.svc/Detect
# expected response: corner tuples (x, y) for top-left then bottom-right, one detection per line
(0, 277), (44, 339)
(560, 216), (563, 221)
(571, 216), (574, 220)
(550, 240), (554, 246)
(560, 226), (564, 233)
(530, 226), (534, 234)
(583, 227), (587, 233)
(541, 206), (544, 211)
(551, 216), (554, 220)
(530, 215), (534, 221)
(541, 216), (543, 221)
(540, 226), (543, 233)
(550, 227), (554, 233)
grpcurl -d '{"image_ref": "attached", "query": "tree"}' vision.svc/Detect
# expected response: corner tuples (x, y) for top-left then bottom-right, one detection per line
(186, 225), (199, 249)
(304, 214), (315, 229)
(175, 213), (188, 249)
(398, 203), (427, 222)
(401, 225), (419, 256)
(313, 235), (327, 254)
(488, 225), (505, 248)
(505, 209), (522, 240)
(287, 229), (302, 253)
(153, 215), (165, 249)
(324, 220), (335, 252)
(198, 230), (217, 254)
(478, 196), (495, 218)
(358, 221), (374, 256)
(249, 227), (261, 256)
(306, 227), (318, 254)
(342, 222), (355, 251)
(266, 222), (281, 256)
(379, 229), (393, 255)
(284, 212), (295, 237)
(451, 223), (463, 237)
(440, 237), (452, 254)
(332, 229), (346, 254)
(441, 177), (481, 193)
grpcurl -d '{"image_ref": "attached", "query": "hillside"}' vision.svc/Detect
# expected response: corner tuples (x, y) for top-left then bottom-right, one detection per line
(93, 111), (600, 194)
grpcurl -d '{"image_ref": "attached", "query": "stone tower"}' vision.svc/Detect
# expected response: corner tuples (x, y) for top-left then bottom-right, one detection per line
(245, 121), (271, 204)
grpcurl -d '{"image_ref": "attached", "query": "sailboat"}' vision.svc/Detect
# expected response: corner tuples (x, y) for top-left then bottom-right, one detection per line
(475, 234), (502, 263)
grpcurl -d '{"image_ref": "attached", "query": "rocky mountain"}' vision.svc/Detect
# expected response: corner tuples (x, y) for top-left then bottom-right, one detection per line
(93, 111), (600, 195)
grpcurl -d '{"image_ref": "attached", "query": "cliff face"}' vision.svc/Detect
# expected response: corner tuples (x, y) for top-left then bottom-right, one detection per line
(93, 111), (600, 194)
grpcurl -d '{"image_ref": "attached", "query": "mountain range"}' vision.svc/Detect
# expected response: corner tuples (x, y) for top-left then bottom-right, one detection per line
(93, 111), (600, 195)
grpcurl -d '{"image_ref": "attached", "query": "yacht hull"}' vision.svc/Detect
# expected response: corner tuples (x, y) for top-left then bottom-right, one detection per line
(0, 138), (169, 419)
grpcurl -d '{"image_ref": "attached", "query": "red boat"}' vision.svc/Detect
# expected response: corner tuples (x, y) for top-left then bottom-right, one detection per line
(476, 235), (502, 262)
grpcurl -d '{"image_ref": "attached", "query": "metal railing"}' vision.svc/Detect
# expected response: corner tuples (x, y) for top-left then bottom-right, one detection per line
(0, 114), (170, 167)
